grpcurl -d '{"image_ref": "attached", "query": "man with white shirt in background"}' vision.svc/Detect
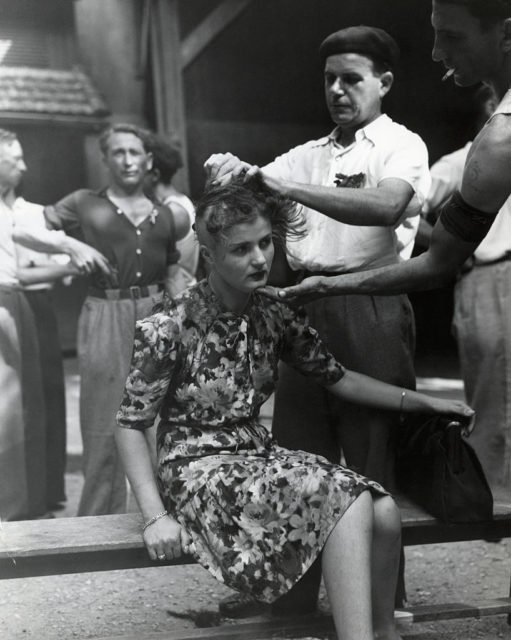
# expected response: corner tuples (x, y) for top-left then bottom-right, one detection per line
(261, 1), (511, 491)
(0, 128), (112, 521)
(15, 196), (74, 512)
(415, 85), (509, 491)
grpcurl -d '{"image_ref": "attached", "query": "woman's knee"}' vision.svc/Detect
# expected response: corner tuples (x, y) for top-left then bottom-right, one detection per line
(333, 490), (374, 534)
(373, 495), (401, 541)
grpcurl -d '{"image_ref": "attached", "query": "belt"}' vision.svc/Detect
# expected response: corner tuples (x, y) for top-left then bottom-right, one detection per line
(461, 252), (511, 274)
(474, 253), (511, 267)
(88, 283), (164, 300)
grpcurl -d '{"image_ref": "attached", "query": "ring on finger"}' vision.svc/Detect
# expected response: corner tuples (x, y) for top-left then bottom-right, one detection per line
(157, 553), (166, 560)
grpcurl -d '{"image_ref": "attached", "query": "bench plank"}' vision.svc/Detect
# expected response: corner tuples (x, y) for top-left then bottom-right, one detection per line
(87, 599), (511, 640)
(398, 489), (511, 545)
(1, 489), (510, 579)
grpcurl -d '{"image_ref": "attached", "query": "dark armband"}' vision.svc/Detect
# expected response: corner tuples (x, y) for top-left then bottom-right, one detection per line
(439, 190), (497, 244)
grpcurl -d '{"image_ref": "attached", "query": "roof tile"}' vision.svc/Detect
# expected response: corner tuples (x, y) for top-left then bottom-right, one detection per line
(0, 66), (110, 117)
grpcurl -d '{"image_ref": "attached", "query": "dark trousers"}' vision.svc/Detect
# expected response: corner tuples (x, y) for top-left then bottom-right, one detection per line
(25, 289), (67, 507)
(272, 292), (416, 611)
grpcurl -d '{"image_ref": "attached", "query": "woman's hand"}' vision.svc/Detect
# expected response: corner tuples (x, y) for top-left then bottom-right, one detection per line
(143, 515), (194, 562)
(429, 398), (475, 436)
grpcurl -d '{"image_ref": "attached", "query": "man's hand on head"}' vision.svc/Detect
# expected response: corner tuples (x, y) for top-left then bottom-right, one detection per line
(258, 275), (332, 305)
(204, 152), (251, 186)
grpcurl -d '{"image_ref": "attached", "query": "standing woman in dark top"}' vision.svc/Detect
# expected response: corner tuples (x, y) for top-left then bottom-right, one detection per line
(44, 123), (190, 516)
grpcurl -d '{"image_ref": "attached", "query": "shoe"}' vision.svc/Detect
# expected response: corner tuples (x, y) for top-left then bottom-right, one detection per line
(218, 593), (268, 618)
(32, 511), (56, 520)
(47, 501), (66, 511)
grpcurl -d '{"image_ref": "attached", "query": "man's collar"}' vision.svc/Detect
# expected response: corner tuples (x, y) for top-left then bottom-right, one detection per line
(325, 113), (391, 147)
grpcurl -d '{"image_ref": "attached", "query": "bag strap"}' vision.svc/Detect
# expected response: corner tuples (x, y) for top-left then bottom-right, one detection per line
(446, 421), (463, 474)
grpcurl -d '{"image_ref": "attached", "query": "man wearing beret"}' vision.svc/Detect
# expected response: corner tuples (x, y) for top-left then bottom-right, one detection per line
(206, 25), (430, 616)
(254, 1), (511, 497)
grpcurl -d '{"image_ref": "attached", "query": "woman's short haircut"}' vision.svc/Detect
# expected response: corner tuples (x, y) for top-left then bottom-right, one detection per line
(195, 175), (305, 248)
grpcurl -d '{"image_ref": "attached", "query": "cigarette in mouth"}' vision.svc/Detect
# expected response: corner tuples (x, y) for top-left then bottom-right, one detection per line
(442, 69), (454, 82)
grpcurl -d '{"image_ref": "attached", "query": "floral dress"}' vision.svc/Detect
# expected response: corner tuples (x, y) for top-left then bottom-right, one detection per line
(117, 280), (387, 603)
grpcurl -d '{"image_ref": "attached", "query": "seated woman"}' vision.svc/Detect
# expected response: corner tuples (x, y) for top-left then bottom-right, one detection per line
(115, 179), (474, 640)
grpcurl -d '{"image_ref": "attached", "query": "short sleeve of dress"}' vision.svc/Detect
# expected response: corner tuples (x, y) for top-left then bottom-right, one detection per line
(116, 312), (181, 430)
(279, 303), (345, 386)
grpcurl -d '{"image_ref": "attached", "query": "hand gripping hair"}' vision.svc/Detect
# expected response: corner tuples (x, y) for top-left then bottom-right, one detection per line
(195, 175), (306, 248)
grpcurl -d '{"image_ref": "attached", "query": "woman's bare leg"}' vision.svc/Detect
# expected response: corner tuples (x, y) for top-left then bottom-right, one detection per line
(322, 490), (374, 640)
(371, 495), (403, 640)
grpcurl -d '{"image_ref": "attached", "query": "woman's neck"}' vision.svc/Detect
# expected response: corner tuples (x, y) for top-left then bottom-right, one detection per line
(208, 273), (250, 314)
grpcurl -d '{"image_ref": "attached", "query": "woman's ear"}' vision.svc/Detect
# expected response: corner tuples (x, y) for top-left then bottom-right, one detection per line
(200, 243), (214, 267)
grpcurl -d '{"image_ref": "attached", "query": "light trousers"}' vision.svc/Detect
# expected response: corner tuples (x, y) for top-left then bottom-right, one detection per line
(453, 260), (511, 489)
(77, 292), (162, 516)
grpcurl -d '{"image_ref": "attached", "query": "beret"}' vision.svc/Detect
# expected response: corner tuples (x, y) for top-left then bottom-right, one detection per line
(319, 25), (400, 70)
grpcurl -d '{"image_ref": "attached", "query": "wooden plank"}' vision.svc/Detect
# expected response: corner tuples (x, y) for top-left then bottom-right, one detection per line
(396, 490), (511, 546)
(0, 513), (145, 557)
(85, 599), (511, 640)
(0, 548), (196, 580)
(92, 613), (336, 640)
(400, 598), (511, 622)
(2, 507), (510, 560)
(181, 0), (253, 70)
(150, 0), (189, 193)
(1, 494), (511, 579)
(0, 513), (192, 579)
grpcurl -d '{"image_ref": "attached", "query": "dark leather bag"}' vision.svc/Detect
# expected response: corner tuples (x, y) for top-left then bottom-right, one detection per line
(396, 415), (493, 523)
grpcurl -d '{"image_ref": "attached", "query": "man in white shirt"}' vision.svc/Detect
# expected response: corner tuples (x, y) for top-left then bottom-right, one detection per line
(14, 197), (75, 511)
(417, 85), (510, 490)
(453, 199), (511, 489)
(263, 0), (511, 434)
(0, 128), (111, 520)
(206, 26), (430, 614)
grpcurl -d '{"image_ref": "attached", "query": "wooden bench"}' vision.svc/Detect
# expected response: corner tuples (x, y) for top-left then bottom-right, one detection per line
(1, 491), (511, 640)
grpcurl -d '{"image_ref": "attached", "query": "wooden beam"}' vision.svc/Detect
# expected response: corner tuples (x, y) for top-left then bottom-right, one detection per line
(79, 601), (511, 640)
(150, 0), (189, 193)
(181, 0), (253, 70)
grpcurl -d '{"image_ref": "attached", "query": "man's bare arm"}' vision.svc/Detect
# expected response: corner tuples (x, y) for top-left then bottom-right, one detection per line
(17, 262), (80, 286)
(265, 174), (416, 226)
(206, 154), (417, 226)
(261, 117), (511, 303)
(260, 218), (478, 303)
(461, 114), (511, 211)
(13, 227), (113, 277)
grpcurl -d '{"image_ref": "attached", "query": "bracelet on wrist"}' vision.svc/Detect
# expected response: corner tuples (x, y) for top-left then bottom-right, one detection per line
(399, 389), (406, 425)
(142, 510), (168, 532)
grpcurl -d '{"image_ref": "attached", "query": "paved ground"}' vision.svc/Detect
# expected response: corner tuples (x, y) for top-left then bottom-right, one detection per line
(1, 356), (510, 640)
